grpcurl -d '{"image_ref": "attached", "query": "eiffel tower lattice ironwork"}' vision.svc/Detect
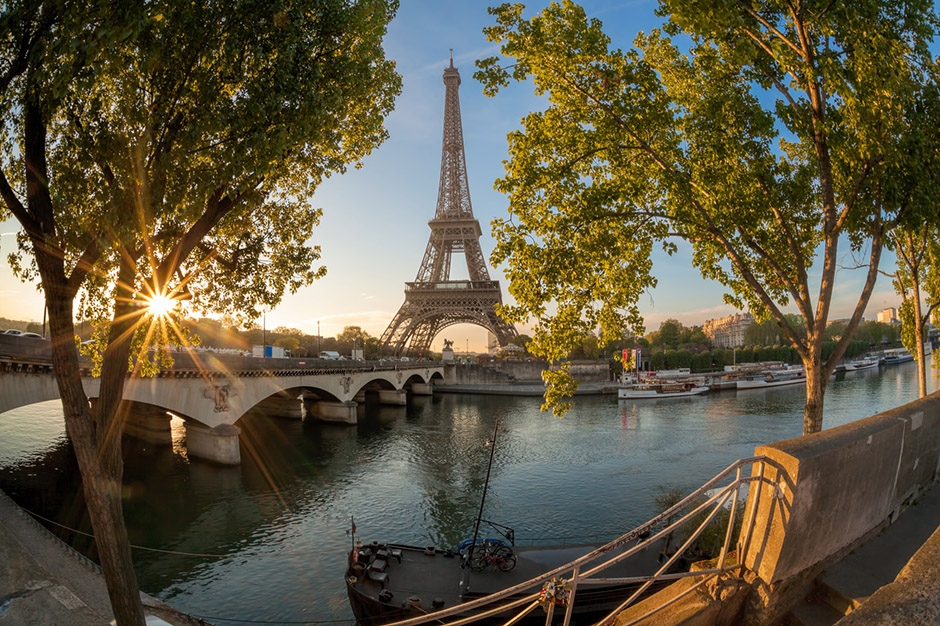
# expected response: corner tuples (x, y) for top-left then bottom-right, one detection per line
(380, 56), (517, 357)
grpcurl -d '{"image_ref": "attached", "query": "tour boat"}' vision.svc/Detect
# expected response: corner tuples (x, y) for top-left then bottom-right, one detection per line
(344, 421), (678, 625)
(618, 381), (709, 400)
(882, 349), (914, 365)
(735, 366), (806, 390)
(843, 357), (880, 371)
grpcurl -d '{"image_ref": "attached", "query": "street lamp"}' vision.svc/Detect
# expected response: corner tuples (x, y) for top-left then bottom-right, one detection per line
(466, 338), (469, 358)
(317, 320), (321, 357)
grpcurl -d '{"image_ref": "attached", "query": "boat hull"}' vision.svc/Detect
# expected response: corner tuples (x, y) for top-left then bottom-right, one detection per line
(618, 385), (709, 400)
(843, 359), (879, 371)
(884, 354), (914, 365)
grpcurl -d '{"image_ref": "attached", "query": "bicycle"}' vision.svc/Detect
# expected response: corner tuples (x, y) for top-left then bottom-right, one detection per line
(466, 540), (517, 572)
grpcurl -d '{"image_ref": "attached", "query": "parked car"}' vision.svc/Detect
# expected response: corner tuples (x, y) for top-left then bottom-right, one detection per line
(3, 329), (24, 336)
(20, 332), (45, 339)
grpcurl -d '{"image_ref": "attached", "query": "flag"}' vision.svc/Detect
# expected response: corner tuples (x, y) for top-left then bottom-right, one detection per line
(351, 516), (356, 535)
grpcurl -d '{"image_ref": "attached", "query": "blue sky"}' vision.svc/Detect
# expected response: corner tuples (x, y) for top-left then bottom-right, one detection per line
(0, 1), (902, 350)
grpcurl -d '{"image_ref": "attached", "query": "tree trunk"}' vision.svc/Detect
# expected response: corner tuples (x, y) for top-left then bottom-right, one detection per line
(912, 285), (928, 398)
(802, 332), (828, 435)
(33, 247), (146, 626)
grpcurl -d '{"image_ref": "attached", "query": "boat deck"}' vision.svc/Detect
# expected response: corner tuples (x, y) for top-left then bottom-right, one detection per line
(346, 539), (672, 625)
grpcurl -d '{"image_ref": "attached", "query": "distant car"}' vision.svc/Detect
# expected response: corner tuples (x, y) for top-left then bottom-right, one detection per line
(20, 332), (46, 339)
(3, 329), (24, 336)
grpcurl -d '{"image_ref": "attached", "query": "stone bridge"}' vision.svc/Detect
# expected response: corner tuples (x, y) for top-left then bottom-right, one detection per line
(0, 339), (447, 465)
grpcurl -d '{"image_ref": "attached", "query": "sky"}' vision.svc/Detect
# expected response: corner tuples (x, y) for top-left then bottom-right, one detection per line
(0, 1), (904, 351)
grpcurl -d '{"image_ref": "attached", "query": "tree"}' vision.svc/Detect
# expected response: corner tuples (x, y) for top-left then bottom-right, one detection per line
(657, 319), (682, 350)
(475, 0), (936, 433)
(0, 1), (400, 624)
(892, 228), (940, 396)
(882, 74), (940, 398)
(337, 325), (371, 354)
(275, 336), (300, 353)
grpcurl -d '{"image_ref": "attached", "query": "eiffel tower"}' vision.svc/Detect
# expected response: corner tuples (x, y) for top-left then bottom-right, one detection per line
(380, 55), (517, 357)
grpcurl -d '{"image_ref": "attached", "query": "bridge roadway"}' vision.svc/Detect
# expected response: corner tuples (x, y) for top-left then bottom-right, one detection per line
(0, 335), (446, 465)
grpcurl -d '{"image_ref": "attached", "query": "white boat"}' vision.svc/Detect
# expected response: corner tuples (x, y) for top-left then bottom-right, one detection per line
(736, 366), (806, 390)
(843, 357), (879, 371)
(618, 380), (709, 399)
(883, 349), (914, 365)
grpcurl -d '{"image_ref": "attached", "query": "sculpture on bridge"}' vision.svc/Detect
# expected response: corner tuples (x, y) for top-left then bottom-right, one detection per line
(443, 339), (454, 349)
(204, 383), (234, 413)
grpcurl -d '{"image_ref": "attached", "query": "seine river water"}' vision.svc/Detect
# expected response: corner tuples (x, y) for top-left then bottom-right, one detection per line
(0, 359), (938, 625)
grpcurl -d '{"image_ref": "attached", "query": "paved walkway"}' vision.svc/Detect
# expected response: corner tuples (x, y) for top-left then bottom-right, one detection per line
(0, 489), (197, 625)
(831, 482), (940, 625)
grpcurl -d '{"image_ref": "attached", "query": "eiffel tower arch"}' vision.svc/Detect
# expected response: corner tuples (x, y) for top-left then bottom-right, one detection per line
(380, 56), (517, 357)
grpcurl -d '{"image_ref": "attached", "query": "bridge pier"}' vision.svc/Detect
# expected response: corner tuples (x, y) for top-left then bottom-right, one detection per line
(410, 383), (434, 396)
(443, 363), (457, 385)
(184, 422), (241, 465)
(313, 401), (358, 425)
(378, 389), (408, 405)
(123, 403), (172, 445)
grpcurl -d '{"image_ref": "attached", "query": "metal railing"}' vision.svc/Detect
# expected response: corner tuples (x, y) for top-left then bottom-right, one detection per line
(377, 455), (769, 626)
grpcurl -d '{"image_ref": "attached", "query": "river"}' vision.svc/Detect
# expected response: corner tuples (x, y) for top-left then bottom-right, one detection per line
(0, 359), (937, 625)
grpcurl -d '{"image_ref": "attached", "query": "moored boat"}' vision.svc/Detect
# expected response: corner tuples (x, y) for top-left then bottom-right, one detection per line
(735, 365), (806, 390)
(344, 536), (675, 626)
(843, 357), (879, 371)
(882, 349), (914, 365)
(618, 381), (709, 400)
(345, 420), (683, 626)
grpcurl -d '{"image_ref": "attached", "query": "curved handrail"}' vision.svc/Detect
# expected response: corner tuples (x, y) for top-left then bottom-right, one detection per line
(379, 455), (770, 626)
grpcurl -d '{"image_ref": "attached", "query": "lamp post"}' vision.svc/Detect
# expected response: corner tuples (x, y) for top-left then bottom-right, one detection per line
(466, 338), (469, 359)
(317, 320), (321, 357)
(262, 310), (266, 356)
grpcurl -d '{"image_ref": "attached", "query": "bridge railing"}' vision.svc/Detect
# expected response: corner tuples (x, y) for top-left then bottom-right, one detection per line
(377, 455), (770, 626)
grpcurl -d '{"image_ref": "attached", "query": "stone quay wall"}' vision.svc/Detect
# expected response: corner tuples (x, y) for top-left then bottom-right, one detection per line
(742, 390), (940, 623)
(453, 359), (610, 384)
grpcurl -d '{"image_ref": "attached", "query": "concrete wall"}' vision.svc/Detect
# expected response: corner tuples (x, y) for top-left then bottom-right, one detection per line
(454, 359), (610, 384)
(742, 391), (940, 619)
(0, 334), (52, 360)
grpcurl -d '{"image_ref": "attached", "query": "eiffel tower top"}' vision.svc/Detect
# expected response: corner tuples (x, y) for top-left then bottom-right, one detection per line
(433, 51), (474, 223)
(443, 49), (460, 86)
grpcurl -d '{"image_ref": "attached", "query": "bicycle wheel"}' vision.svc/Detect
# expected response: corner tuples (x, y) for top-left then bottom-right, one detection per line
(494, 546), (516, 571)
(468, 550), (488, 571)
(497, 553), (516, 571)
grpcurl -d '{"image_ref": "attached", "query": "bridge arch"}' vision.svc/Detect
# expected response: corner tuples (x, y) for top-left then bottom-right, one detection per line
(1, 355), (447, 465)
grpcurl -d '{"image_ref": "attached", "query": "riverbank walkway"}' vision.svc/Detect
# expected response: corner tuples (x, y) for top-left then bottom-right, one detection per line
(0, 489), (201, 626)
(786, 481), (940, 625)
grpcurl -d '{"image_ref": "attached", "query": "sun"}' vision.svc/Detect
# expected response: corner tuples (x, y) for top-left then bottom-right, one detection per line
(147, 294), (176, 318)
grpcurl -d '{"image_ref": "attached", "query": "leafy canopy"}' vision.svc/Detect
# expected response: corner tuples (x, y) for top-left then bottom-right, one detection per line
(2, 0), (402, 352)
(475, 1), (937, 425)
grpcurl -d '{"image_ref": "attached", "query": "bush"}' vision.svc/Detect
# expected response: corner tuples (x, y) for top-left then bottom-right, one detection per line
(653, 485), (745, 562)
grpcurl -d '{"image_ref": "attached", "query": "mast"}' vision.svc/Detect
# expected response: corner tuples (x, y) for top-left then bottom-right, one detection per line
(467, 419), (501, 567)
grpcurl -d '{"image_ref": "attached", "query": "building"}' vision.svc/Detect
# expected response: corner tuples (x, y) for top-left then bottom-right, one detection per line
(877, 307), (899, 325)
(703, 312), (755, 349)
